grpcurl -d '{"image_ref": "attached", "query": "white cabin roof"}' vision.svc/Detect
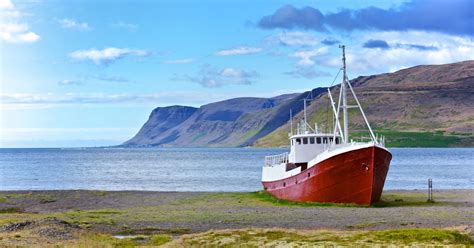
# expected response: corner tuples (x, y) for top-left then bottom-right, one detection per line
(290, 133), (341, 139)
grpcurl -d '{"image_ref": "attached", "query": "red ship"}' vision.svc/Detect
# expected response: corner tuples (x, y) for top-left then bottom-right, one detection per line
(261, 46), (392, 205)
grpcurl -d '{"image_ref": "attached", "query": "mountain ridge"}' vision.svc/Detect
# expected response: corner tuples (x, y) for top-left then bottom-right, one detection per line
(123, 60), (474, 148)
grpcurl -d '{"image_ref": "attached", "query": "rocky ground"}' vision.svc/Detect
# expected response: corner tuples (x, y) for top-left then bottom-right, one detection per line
(0, 189), (472, 246)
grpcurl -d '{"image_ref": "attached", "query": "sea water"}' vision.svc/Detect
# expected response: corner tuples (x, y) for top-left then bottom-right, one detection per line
(0, 148), (472, 191)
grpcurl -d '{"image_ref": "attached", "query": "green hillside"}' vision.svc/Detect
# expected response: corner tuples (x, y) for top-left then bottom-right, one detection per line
(254, 61), (474, 148)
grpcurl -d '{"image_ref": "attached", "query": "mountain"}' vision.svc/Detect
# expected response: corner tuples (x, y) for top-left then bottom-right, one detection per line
(123, 106), (198, 146)
(123, 60), (474, 148)
(255, 60), (474, 147)
(123, 92), (320, 147)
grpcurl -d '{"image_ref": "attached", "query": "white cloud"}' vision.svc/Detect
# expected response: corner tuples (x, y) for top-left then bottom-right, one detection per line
(58, 79), (84, 86)
(57, 75), (132, 86)
(1, 29), (40, 43)
(69, 47), (150, 65)
(112, 21), (138, 31)
(1, 90), (288, 109)
(290, 47), (329, 65)
(163, 58), (194, 64)
(215, 46), (262, 56)
(173, 65), (259, 88)
(1, 9), (20, 18)
(0, 1), (40, 43)
(221, 68), (245, 77)
(0, 0), (14, 9)
(265, 32), (319, 46)
(284, 67), (331, 79)
(321, 31), (474, 76)
(57, 18), (90, 30)
(0, 22), (27, 33)
(90, 74), (131, 83)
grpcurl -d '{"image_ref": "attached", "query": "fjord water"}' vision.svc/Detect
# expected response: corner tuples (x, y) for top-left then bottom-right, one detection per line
(0, 148), (472, 191)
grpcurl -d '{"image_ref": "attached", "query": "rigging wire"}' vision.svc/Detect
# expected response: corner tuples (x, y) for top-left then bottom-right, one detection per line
(325, 68), (342, 133)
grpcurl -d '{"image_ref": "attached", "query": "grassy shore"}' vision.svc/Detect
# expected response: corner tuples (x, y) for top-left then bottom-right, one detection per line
(0, 189), (472, 246)
(255, 129), (474, 147)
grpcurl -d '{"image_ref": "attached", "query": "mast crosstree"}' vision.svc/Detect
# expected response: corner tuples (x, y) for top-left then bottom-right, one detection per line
(330, 45), (377, 144)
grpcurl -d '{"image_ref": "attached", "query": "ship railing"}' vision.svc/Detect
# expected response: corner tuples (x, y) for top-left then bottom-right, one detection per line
(264, 152), (289, 167)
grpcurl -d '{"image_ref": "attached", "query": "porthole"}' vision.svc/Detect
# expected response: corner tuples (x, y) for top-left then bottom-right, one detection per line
(283, 182), (286, 187)
(307, 172), (310, 177)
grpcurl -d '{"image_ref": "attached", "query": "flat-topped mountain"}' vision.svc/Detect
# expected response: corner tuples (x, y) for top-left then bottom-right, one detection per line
(124, 106), (198, 146)
(123, 60), (474, 147)
(123, 92), (322, 147)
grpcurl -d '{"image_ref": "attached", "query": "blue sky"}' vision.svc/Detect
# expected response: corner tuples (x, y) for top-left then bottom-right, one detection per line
(1, 0), (473, 147)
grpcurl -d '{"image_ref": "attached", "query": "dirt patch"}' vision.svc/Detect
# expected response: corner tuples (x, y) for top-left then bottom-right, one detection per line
(0, 217), (81, 244)
(1, 221), (33, 232)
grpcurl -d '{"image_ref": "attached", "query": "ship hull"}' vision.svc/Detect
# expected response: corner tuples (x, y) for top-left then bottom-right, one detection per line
(262, 145), (392, 205)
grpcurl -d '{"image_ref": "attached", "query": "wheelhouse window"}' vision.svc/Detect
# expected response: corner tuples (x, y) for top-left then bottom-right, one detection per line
(329, 137), (333, 143)
(336, 138), (340, 144)
(323, 137), (328, 144)
(303, 138), (308, 144)
(296, 138), (301, 145)
(317, 137), (321, 144)
(310, 137), (315, 144)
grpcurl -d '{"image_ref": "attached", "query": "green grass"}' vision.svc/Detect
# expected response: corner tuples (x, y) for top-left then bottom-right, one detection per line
(7, 226), (469, 246)
(0, 190), (471, 246)
(37, 194), (58, 204)
(241, 191), (443, 208)
(245, 191), (361, 208)
(364, 228), (474, 245)
(86, 210), (122, 215)
(169, 228), (474, 246)
(191, 132), (207, 142)
(373, 191), (443, 207)
(59, 233), (172, 247)
(350, 130), (464, 147)
(240, 127), (262, 142)
(256, 128), (472, 148)
(0, 208), (23, 214)
(149, 234), (173, 245)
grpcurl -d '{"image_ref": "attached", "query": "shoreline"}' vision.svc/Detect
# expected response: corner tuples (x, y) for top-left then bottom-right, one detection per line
(1, 189), (472, 246)
(1, 146), (473, 149)
(1, 188), (473, 192)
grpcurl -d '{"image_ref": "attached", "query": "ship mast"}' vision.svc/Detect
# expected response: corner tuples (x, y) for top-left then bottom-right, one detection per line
(303, 98), (307, 133)
(290, 109), (293, 135)
(340, 45), (349, 143)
